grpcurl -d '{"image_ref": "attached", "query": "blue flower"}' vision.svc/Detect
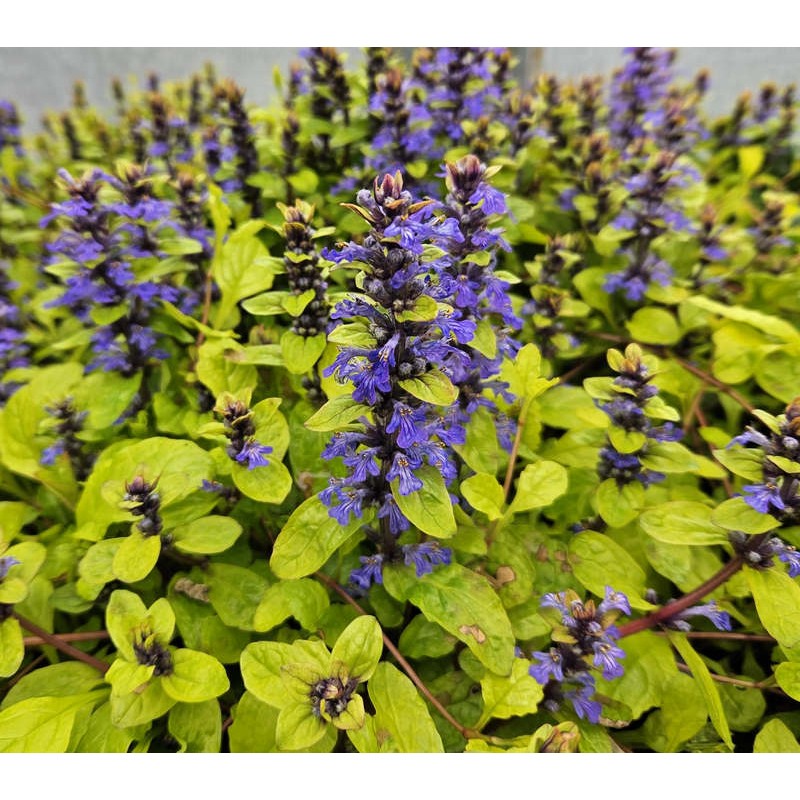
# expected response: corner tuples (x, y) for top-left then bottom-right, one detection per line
(529, 649), (565, 684)
(234, 440), (273, 470)
(592, 640), (626, 679)
(350, 555), (385, 591)
(0, 555), (20, 581)
(742, 483), (786, 515)
(401, 541), (451, 577)
(769, 538), (800, 578)
(387, 451), (424, 496)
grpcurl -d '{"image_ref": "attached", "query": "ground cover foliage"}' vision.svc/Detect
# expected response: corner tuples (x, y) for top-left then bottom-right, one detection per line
(1, 46), (800, 753)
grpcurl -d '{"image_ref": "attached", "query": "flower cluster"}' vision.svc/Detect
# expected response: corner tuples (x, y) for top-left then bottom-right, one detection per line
(216, 396), (273, 470)
(122, 475), (163, 538)
(0, 100), (24, 157)
(528, 586), (630, 723)
(0, 261), (29, 405)
(644, 589), (732, 632)
(321, 171), (474, 588)
(40, 398), (93, 480)
(434, 154), (520, 448)
(609, 48), (676, 153)
(596, 344), (682, 488)
(729, 531), (800, 578)
(603, 150), (691, 301)
(41, 168), (188, 377)
(728, 398), (800, 521)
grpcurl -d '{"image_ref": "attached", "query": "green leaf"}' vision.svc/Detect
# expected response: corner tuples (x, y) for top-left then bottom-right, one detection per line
(640, 442), (698, 473)
(196, 339), (258, 399)
(330, 615), (383, 681)
(304, 396), (370, 432)
(395, 295), (438, 322)
(281, 288), (316, 317)
(775, 662), (800, 702)
(270, 494), (371, 579)
(754, 719), (800, 752)
(287, 168), (319, 195)
(74, 702), (143, 753)
(398, 369), (458, 406)
(626, 307), (682, 345)
(365, 662), (444, 753)
(391, 465), (456, 539)
(739, 145), (765, 179)
(275, 702), (327, 751)
(747, 568), (800, 652)
(231, 459), (293, 504)
(642, 672), (706, 752)
(0, 576), (27, 604)
(397, 614), (457, 659)
(228, 691), (279, 752)
(478, 657), (544, 726)
(509, 460), (568, 513)
(109, 677), (176, 728)
(687, 295), (799, 342)
(73, 371), (142, 431)
(594, 478), (645, 528)
(607, 428), (647, 454)
(168, 700), (222, 753)
(597, 631), (678, 719)
(713, 446), (764, 481)
(405, 563), (515, 675)
(569, 531), (653, 611)
(161, 649), (230, 703)
(241, 291), (291, 316)
(205, 563), (269, 631)
(711, 497), (779, 534)
(105, 589), (147, 660)
(280, 331), (327, 375)
(454, 405), (500, 474)
(638, 501), (729, 545)
(171, 515), (242, 555)
(0, 692), (104, 753)
(667, 632), (734, 750)
(106, 659), (154, 697)
(253, 579), (330, 633)
(461, 473), (505, 520)
(0, 617), (23, 678)
(112, 531), (161, 583)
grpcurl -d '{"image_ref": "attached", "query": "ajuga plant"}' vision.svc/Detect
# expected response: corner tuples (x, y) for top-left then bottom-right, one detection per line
(3, 46), (800, 757)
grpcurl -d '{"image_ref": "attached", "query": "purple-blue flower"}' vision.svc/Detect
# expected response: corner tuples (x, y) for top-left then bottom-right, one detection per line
(234, 440), (273, 470)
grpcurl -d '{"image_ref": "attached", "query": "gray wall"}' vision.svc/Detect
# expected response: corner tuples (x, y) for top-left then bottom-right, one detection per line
(1, 47), (799, 130)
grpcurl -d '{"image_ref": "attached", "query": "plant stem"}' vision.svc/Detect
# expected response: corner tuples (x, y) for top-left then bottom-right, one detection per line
(675, 663), (785, 694)
(655, 631), (775, 643)
(14, 613), (109, 675)
(314, 571), (485, 741)
(23, 630), (109, 647)
(669, 354), (756, 414)
(617, 556), (744, 638)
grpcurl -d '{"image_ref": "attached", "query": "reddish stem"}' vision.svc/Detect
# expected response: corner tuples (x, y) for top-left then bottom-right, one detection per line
(14, 613), (109, 675)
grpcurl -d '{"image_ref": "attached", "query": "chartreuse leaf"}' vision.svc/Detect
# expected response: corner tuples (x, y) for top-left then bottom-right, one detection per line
(477, 657), (544, 727)
(687, 295), (800, 342)
(594, 479), (645, 528)
(229, 692), (279, 752)
(205, 563), (269, 630)
(1, 663), (105, 711)
(168, 700), (222, 753)
(251, 397), (290, 460)
(106, 589), (148, 660)
(461, 473), (505, 520)
(642, 672), (706, 752)
(405, 563), (515, 676)
(454, 405), (500, 474)
(509, 460), (568, 513)
(281, 288), (315, 317)
(112, 530), (161, 583)
(775, 662), (800, 702)
(667, 632), (734, 750)
(360, 662), (444, 753)
(397, 614), (457, 659)
(398, 369), (458, 406)
(271, 495), (372, 579)
(596, 631), (678, 719)
(75, 702), (144, 753)
(170, 515), (242, 554)
(196, 338), (258, 398)
(253, 578), (330, 633)
(304, 396), (370, 432)
(626, 307), (682, 345)
(746, 568), (800, 652)
(711, 497), (779, 534)
(0, 618), (23, 678)
(395, 294), (438, 322)
(231, 459), (293, 504)
(161, 649), (230, 703)
(109, 678), (176, 728)
(0, 692), (104, 753)
(391, 465), (456, 539)
(638, 501), (729, 546)
(640, 442), (698, 473)
(276, 702), (328, 751)
(754, 719), (800, 752)
(569, 531), (654, 611)
(106, 660), (154, 697)
(330, 615), (382, 680)
(712, 446), (763, 481)
(280, 331), (327, 374)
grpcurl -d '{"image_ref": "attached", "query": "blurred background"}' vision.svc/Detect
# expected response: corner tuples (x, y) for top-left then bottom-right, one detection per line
(1, 47), (799, 130)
